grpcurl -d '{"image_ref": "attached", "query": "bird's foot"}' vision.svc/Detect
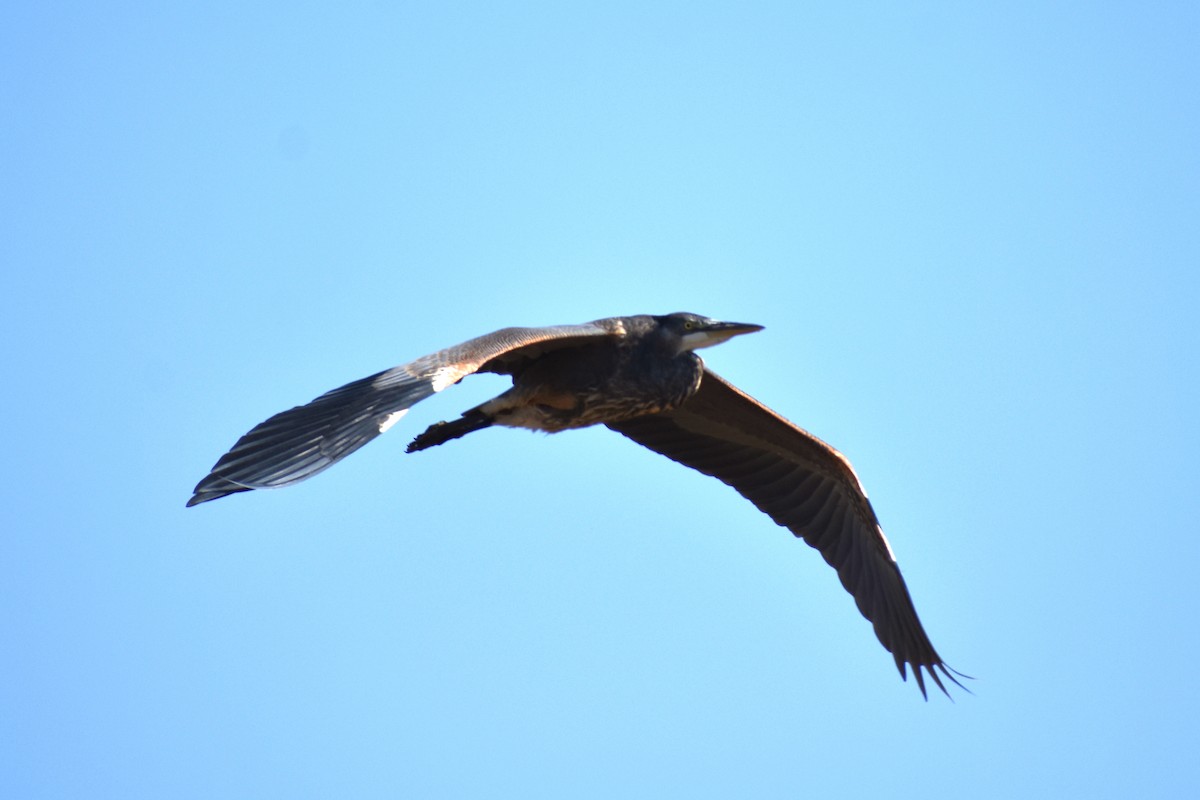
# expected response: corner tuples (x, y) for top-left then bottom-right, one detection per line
(407, 411), (493, 452)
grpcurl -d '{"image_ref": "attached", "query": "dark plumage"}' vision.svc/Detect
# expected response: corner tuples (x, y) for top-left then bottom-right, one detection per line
(189, 313), (966, 697)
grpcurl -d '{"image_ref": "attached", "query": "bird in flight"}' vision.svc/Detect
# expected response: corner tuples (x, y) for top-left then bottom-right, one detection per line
(189, 313), (965, 697)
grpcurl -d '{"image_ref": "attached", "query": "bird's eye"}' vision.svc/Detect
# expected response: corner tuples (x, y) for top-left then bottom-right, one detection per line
(683, 321), (694, 330)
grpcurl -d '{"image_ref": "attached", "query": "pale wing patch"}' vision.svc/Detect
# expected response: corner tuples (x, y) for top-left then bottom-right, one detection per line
(377, 409), (408, 433)
(430, 365), (467, 392)
(876, 527), (898, 563)
(825, 445), (897, 562)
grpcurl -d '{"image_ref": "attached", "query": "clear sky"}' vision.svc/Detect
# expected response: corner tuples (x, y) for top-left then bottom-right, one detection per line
(2, 2), (1197, 798)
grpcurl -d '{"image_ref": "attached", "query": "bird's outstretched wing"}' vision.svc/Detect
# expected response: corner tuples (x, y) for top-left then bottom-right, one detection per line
(607, 369), (965, 698)
(188, 321), (620, 506)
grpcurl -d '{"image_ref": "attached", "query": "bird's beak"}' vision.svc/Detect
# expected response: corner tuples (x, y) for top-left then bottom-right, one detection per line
(682, 320), (764, 350)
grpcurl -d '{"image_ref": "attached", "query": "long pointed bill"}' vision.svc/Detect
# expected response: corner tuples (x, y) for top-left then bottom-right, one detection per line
(680, 320), (764, 351)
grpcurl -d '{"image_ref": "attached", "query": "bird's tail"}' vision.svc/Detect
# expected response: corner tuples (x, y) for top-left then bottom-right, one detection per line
(407, 410), (494, 452)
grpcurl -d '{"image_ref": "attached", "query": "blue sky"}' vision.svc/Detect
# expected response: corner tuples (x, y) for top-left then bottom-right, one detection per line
(2, 2), (1197, 797)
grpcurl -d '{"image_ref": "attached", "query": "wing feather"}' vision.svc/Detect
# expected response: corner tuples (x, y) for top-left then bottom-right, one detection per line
(188, 320), (620, 506)
(607, 368), (965, 697)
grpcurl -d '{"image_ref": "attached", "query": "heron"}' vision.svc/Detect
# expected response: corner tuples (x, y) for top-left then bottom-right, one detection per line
(189, 313), (965, 697)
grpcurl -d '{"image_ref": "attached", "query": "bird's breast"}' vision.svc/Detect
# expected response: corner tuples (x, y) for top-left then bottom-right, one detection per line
(579, 352), (703, 423)
(504, 347), (703, 431)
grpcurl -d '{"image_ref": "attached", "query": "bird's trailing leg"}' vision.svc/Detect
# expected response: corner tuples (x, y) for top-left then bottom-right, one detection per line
(407, 410), (494, 452)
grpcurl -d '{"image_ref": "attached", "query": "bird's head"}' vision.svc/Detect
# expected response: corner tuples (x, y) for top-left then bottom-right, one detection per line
(656, 313), (764, 353)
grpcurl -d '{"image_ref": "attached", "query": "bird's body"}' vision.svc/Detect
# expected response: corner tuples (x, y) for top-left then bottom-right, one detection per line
(409, 315), (710, 450)
(189, 313), (965, 698)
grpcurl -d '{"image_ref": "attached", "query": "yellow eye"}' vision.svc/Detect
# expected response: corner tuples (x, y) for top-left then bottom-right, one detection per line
(683, 321), (694, 330)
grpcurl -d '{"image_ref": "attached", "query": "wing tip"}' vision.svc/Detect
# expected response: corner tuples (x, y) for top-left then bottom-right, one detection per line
(897, 654), (974, 701)
(186, 476), (254, 507)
